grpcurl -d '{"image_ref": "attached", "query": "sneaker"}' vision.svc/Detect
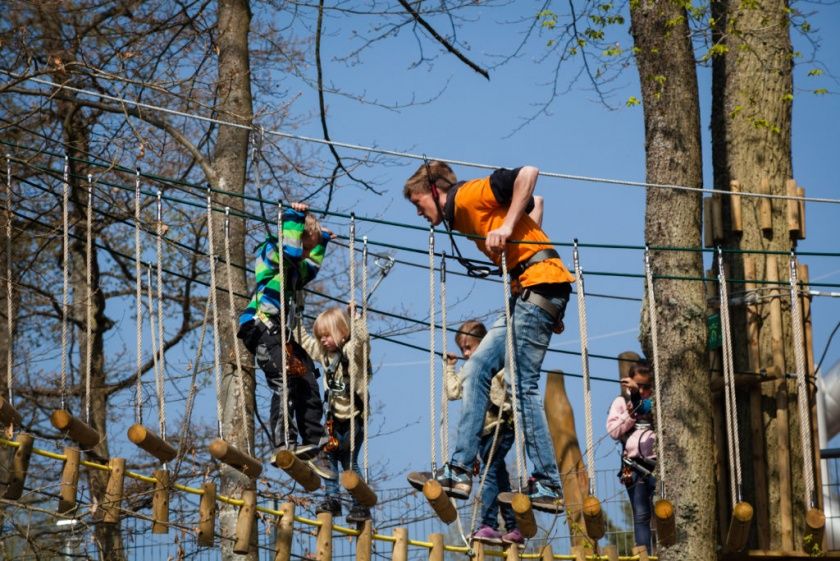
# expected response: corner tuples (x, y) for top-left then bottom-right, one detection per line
(471, 525), (502, 545)
(316, 497), (342, 517)
(308, 452), (339, 480)
(528, 480), (564, 513)
(345, 504), (372, 524)
(501, 528), (525, 546)
(294, 443), (319, 461)
(441, 464), (472, 500)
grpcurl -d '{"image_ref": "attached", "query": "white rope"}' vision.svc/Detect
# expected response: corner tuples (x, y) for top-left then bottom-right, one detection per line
(277, 203), (290, 448)
(362, 237), (370, 479)
(789, 255), (816, 507)
(643, 247), (667, 498)
(60, 156), (70, 412)
(223, 208), (251, 454)
(500, 253), (526, 489)
(146, 265), (163, 437)
(349, 215), (357, 469)
(428, 227), (437, 470)
(14, 73), (840, 205)
(573, 241), (596, 495)
(439, 252), (449, 462)
(155, 191), (167, 440)
(5, 155), (13, 403)
(85, 175), (93, 424)
(134, 169), (143, 424)
(718, 249), (742, 505)
(206, 194), (224, 439)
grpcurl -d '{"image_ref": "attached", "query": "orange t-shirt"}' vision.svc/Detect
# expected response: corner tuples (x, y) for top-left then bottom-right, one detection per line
(448, 173), (574, 288)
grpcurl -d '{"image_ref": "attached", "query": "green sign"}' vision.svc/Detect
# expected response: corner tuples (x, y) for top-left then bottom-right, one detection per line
(707, 313), (722, 350)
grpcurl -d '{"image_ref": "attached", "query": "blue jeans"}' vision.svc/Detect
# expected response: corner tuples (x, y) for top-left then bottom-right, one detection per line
(324, 418), (363, 505)
(452, 285), (570, 487)
(626, 470), (656, 551)
(478, 424), (517, 530)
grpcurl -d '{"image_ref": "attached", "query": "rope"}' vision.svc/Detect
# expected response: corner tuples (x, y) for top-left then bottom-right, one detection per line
(643, 247), (667, 498)
(223, 208), (251, 454)
(349, 214), (357, 470)
(155, 191), (167, 441)
(362, 237), (370, 479)
(12, 73), (840, 206)
(145, 265), (164, 440)
(439, 251), (449, 462)
(134, 169), (143, 424)
(789, 254), (816, 507)
(428, 227), (437, 470)
(206, 194), (224, 439)
(278, 203), (290, 449)
(85, 175), (93, 424)
(500, 253), (526, 489)
(60, 156), (70, 412)
(4, 156), (12, 403)
(717, 248), (742, 505)
(573, 241), (596, 495)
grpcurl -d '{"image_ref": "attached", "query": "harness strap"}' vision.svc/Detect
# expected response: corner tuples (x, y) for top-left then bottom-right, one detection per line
(509, 248), (560, 279)
(520, 287), (561, 320)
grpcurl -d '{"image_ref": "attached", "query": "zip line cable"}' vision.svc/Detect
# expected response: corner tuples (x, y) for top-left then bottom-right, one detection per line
(6, 71), (840, 206)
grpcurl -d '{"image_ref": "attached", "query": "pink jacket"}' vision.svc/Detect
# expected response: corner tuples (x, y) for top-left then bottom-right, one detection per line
(606, 396), (656, 462)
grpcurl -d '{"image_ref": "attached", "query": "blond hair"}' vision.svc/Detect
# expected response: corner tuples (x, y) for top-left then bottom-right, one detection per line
(455, 319), (487, 350)
(302, 212), (322, 247)
(313, 307), (351, 351)
(403, 160), (458, 198)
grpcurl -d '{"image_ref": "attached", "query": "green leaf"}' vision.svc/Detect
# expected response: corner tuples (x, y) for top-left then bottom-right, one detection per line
(626, 96), (641, 107)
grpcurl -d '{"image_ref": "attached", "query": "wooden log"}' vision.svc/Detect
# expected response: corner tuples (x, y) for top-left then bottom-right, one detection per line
(2, 433), (33, 500)
(356, 519), (373, 561)
(703, 197), (714, 248)
(273, 449), (320, 491)
(539, 544), (554, 561)
(392, 527), (408, 561)
(152, 469), (170, 534)
(744, 256), (770, 549)
(209, 438), (262, 478)
(505, 543), (519, 561)
(570, 545), (586, 561)
(342, 470), (377, 507)
(632, 545), (650, 561)
(797, 186), (806, 239)
(724, 501), (753, 552)
(803, 508), (826, 555)
(786, 179), (800, 239)
(428, 533), (444, 561)
(766, 255), (793, 550)
(198, 481), (216, 547)
(618, 351), (641, 380)
(0, 397), (21, 427)
(603, 544), (619, 561)
(545, 371), (587, 545)
(654, 498), (676, 546)
(102, 457), (126, 524)
(275, 502), (295, 561)
(473, 541), (485, 561)
(58, 446), (80, 514)
(128, 424), (177, 463)
(50, 409), (100, 449)
(759, 177), (773, 234)
(234, 488), (257, 555)
(422, 479), (456, 524)
(317, 512), (333, 561)
(511, 493), (537, 539)
(583, 495), (606, 540)
(730, 180), (743, 234)
(711, 193), (724, 243)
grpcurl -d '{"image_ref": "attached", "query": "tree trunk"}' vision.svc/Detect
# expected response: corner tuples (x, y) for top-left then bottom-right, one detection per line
(711, 0), (802, 550)
(213, 1), (256, 559)
(630, 2), (715, 559)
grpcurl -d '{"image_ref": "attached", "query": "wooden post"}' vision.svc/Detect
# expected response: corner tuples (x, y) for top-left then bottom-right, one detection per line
(102, 457), (126, 524)
(654, 498), (676, 546)
(0, 397), (21, 427)
(511, 493), (537, 538)
(583, 495), (606, 540)
(730, 180), (743, 235)
(392, 527), (407, 561)
(539, 544), (554, 561)
(197, 481), (216, 547)
(342, 470), (377, 507)
(428, 533), (444, 561)
(275, 502), (295, 561)
(58, 446), (80, 514)
(356, 519), (373, 561)
(785, 179), (801, 239)
(796, 186), (806, 239)
(152, 469), (170, 534)
(759, 177), (773, 234)
(724, 501), (753, 552)
(209, 438), (262, 478)
(632, 545), (650, 561)
(603, 544), (619, 561)
(703, 197), (714, 248)
(473, 541), (485, 561)
(803, 508), (826, 555)
(422, 479), (456, 524)
(744, 256), (770, 549)
(128, 424), (177, 463)
(505, 543), (519, 561)
(273, 449), (320, 491)
(711, 193), (724, 243)
(544, 371), (587, 544)
(50, 410), (100, 449)
(766, 254), (793, 550)
(2, 433), (33, 500)
(570, 545), (586, 561)
(317, 512), (333, 561)
(234, 488), (257, 555)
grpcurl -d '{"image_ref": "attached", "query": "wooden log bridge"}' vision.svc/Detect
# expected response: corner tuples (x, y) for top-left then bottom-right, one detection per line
(273, 449), (320, 491)
(127, 424), (177, 463)
(422, 479), (456, 524)
(50, 409), (100, 450)
(208, 438), (262, 478)
(341, 470), (377, 507)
